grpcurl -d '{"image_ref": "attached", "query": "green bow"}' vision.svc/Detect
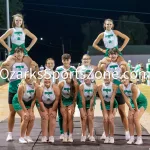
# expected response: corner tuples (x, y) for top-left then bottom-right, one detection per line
(84, 89), (93, 93)
(27, 90), (34, 94)
(45, 92), (52, 95)
(105, 34), (113, 38)
(124, 90), (131, 94)
(110, 65), (118, 69)
(103, 89), (111, 93)
(64, 88), (70, 92)
(14, 31), (22, 36)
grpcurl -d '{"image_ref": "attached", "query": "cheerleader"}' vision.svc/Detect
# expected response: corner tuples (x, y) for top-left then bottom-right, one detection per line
(58, 71), (78, 142)
(79, 73), (97, 142)
(120, 73), (147, 145)
(36, 75), (60, 143)
(97, 73), (118, 143)
(93, 18), (129, 73)
(12, 73), (37, 143)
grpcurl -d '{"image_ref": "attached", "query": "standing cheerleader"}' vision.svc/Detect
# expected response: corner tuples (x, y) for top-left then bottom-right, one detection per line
(58, 71), (78, 142)
(12, 73), (37, 143)
(97, 73), (118, 143)
(79, 73), (97, 142)
(36, 75), (60, 143)
(120, 73), (147, 145)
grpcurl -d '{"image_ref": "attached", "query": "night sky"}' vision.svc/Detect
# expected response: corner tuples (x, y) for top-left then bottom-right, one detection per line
(22, 0), (150, 67)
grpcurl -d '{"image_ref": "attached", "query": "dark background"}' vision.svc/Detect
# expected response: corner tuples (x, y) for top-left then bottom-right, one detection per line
(1, 0), (150, 67)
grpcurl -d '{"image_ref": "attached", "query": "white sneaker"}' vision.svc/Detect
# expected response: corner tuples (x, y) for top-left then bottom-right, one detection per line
(81, 136), (86, 142)
(25, 136), (34, 143)
(87, 134), (90, 140)
(104, 137), (109, 143)
(49, 136), (54, 143)
(125, 131), (130, 140)
(135, 138), (143, 145)
(68, 136), (73, 143)
(63, 136), (68, 142)
(6, 133), (13, 142)
(109, 137), (114, 144)
(59, 134), (64, 140)
(89, 136), (96, 142)
(100, 132), (106, 140)
(127, 138), (134, 144)
(19, 137), (27, 144)
(41, 136), (47, 143)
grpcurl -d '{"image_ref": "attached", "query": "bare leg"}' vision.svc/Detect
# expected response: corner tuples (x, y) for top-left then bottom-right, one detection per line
(26, 109), (35, 136)
(8, 105), (16, 132)
(49, 108), (57, 136)
(109, 109), (116, 137)
(80, 108), (87, 136)
(17, 110), (29, 137)
(41, 108), (49, 137)
(118, 104), (129, 131)
(87, 109), (94, 137)
(102, 110), (109, 137)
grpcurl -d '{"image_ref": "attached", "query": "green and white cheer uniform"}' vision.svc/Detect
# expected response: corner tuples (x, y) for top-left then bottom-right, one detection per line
(100, 82), (118, 110)
(123, 83), (147, 110)
(12, 84), (35, 111)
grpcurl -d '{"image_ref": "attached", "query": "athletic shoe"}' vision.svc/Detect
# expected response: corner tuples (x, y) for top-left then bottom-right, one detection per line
(135, 138), (143, 145)
(59, 134), (64, 140)
(125, 131), (130, 140)
(68, 136), (73, 142)
(104, 137), (109, 143)
(100, 132), (106, 140)
(89, 136), (96, 142)
(25, 136), (34, 143)
(19, 137), (27, 144)
(127, 138), (134, 144)
(63, 135), (68, 142)
(6, 133), (13, 142)
(41, 136), (47, 143)
(49, 136), (54, 143)
(109, 137), (114, 144)
(81, 136), (86, 142)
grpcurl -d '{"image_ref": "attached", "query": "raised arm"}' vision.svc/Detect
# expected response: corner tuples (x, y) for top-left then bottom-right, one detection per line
(92, 33), (106, 53)
(114, 30), (130, 51)
(24, 29), (37, 51)
(0, 29), (13, 52)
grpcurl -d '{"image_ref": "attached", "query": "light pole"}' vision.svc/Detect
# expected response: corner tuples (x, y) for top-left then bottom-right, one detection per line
(5, 0), (10, 59)
(6, 0), (10, 47)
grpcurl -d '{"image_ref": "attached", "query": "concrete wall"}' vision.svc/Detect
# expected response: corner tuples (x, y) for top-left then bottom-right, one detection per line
(91, 55), (150, 67)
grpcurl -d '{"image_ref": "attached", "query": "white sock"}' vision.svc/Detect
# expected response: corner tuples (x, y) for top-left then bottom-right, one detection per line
(137, 136), (142, 140)
(8, 132), (12, 135)
(69, 133), (72, 138)
(125, 131), (130, 134)
(64, 132), (67, 137)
